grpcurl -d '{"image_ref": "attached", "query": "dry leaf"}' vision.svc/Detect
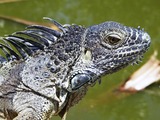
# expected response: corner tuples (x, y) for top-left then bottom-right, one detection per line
(119, 51), (160, 92)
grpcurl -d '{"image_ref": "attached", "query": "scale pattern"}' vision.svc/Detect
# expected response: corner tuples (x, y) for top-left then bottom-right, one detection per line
(0, 18), (151, 120)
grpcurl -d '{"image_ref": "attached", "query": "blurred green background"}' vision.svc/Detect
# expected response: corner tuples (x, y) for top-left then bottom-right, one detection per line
(0, 0), (160, 120)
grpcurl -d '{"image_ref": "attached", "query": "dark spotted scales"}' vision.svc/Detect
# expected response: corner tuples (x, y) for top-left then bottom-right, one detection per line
(0, 17), (150, 120)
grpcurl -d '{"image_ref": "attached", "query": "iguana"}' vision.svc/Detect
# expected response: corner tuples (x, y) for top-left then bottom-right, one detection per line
(0, 17), (151, 120)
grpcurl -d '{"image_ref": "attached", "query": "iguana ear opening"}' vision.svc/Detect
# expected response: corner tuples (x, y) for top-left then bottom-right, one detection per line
(81, 48), (92, 61)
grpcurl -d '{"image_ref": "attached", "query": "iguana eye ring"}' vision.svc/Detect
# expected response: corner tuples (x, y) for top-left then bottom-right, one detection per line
(105, 34), (122, 45)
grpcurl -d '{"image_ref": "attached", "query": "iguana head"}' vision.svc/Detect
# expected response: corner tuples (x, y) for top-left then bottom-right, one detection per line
(67, 21), (151, 91)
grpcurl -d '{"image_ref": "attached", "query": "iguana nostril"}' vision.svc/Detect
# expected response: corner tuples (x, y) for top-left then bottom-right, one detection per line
(142, 32), (151, 44)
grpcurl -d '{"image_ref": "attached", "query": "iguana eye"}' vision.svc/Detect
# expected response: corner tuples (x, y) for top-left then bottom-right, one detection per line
(105, 34), (122, 45)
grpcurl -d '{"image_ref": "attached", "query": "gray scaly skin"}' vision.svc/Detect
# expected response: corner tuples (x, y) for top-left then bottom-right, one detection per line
(0, 17), (151, 120)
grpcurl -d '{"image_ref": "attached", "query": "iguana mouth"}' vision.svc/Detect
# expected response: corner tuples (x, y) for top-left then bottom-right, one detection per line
(131, 54), (144, 65)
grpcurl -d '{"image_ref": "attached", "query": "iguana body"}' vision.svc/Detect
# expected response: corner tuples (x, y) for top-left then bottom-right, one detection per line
(0, 18), (151, 120)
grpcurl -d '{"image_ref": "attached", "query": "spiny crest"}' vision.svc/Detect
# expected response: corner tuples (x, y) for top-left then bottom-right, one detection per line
(0, 17), (66, 62)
